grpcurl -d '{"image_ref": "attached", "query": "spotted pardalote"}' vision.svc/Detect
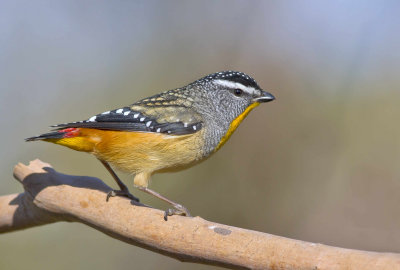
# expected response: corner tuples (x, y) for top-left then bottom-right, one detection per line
(27, 71), (275, 219)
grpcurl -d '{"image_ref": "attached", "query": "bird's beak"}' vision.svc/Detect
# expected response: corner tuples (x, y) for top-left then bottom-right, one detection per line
(253, 91), (275, 103)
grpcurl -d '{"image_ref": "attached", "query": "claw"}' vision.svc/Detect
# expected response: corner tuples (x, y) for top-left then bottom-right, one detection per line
(106, 189), (140, 202)
(106, 190), (116, 201)
(164, 204), (191, 221)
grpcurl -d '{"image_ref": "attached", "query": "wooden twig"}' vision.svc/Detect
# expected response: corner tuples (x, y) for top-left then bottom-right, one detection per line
(0, 160), (399, 269)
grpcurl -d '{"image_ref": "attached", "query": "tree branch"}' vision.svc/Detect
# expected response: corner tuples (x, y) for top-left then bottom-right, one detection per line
(0, 160), (399, 269)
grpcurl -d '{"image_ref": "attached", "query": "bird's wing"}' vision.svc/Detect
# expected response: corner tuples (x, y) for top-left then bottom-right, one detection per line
(52, 101), (203, 135)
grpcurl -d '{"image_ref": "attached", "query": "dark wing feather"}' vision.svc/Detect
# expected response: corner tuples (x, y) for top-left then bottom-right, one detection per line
(52, 106), (202, 135)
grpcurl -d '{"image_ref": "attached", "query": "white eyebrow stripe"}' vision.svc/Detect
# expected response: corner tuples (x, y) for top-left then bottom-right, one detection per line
(214, 80), (257, 95)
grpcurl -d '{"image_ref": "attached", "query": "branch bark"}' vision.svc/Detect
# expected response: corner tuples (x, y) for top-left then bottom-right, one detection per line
(0, 160), (399, 269)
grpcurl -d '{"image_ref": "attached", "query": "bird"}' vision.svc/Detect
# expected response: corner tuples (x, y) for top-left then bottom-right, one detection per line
(26, 71), (275, 220)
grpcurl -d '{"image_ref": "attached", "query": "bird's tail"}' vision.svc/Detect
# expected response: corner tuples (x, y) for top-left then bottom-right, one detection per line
(26, 128), (94, 152)
(26, 128), (80, 141)
(26, 131), (66, 141)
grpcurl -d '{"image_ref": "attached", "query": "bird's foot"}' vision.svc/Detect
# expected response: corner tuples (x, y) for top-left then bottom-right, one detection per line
(164, 204), (192, 221)
(106, 189), (140, 202)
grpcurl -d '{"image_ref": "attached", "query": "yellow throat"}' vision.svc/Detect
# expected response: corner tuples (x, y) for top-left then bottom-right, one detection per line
(215, 102), (260, 151)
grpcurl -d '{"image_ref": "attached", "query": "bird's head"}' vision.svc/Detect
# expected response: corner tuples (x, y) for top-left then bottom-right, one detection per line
(189, 71), (275, 126)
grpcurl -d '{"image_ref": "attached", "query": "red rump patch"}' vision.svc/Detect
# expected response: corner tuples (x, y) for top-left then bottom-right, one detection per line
(59, 128), (80, 138)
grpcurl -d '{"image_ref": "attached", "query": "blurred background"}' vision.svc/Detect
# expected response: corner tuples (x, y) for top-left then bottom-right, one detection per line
(1, 0), (399, 269)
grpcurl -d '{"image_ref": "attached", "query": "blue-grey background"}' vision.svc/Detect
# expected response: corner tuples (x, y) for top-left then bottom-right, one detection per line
(1, 1), (399, 269)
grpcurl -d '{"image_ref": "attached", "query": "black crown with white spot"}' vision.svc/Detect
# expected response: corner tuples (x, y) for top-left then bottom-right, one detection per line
(191, 71), (261, 90)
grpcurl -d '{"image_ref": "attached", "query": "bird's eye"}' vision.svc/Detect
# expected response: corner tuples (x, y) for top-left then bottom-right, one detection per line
(233, 89), (243, 96)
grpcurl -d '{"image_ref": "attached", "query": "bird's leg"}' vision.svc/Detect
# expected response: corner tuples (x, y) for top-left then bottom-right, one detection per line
(136, 186), (191, 220)
(98, 159), (140, 202)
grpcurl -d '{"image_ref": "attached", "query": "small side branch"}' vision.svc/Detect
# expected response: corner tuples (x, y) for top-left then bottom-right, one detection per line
(0, 160), (399, 269)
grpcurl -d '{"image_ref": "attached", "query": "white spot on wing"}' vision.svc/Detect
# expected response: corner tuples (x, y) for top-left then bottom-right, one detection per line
(193, 125), (197, 130)
(146, 121), (152, 127)
(156, 128), (161, 132)
(140, 117), (145, 122)
(123, 111), (130, 116)
(102, 111), (110, 115)
(116, 109), (123, 114)
(88, 116), (96, 122)
(133, 113), (139, 118)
